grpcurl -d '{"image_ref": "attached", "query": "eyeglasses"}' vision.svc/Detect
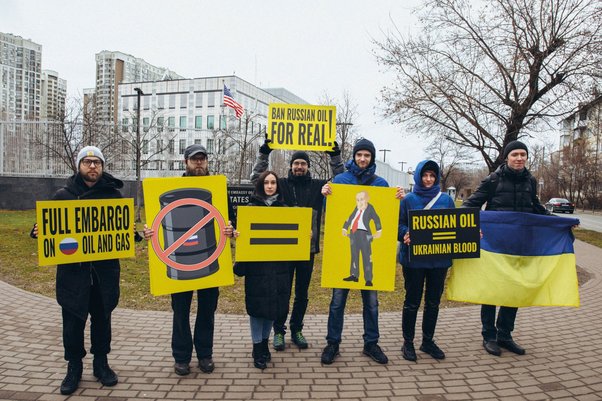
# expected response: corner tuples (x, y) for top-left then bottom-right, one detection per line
(292, 161), (308, 167)
(189, 156), (207, 163)
(81, 159), (102, 167)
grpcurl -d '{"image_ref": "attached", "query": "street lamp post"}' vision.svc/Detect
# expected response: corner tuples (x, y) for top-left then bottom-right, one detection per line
(134, 87), (144, 221)
(336, 122), (353, 161)
(398, 161), (406, 171)
(379, 149), (391, 163)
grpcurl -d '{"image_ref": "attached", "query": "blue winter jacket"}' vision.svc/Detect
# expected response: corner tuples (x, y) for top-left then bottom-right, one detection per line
(332, 160), (389, 187)
(398, 160), (455, 269)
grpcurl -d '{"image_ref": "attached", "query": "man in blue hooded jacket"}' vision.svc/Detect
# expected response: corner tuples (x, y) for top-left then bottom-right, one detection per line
(319, 138), (390, 365)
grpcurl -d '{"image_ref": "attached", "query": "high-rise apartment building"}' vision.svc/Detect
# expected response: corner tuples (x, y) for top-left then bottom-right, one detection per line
(90, 50), (183, 125)
(41, 70), (66, 120)
(0, 32), (42, 121)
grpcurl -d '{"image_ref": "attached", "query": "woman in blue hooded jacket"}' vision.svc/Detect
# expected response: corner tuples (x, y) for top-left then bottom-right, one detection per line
(398, 160), (455, 362)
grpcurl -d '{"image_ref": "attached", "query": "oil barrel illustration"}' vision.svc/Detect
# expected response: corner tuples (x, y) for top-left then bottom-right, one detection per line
(159, 188), (219, 280)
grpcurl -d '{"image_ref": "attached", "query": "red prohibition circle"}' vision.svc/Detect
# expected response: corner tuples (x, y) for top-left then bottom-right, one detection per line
(151, 198), (227, 272)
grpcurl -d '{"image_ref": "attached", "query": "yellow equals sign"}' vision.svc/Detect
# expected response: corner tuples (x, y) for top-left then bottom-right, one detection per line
(432, 231), (456, 240)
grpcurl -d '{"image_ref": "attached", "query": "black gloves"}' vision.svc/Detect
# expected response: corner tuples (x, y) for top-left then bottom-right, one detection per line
(259, 137), (272, 155)
(326, 141), (341, 157)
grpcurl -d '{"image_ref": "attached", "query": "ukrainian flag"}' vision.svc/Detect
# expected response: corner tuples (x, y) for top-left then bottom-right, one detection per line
(447, 211), (580, 307)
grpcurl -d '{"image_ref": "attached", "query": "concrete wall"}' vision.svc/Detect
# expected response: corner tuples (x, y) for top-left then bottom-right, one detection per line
(0, 176), (139, 210)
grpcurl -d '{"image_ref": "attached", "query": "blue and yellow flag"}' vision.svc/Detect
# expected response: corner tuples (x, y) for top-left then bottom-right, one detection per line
(447, 211), (580, 307)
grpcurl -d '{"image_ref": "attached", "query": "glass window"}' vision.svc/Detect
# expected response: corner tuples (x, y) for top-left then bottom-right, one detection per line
(207, 92), (215, 107)
(179, 116), (187, 131)
(180, 93), (187, 109)
(195, 92), (202, 108)
(206, 138), (214, 154)
(169, 94), (175, 109)
(157, 117), (164, 132)
(143, 96), (150, 110)
(168, 116), (175, 127)
(157, 96), (164, 109)
(220, 115), (226, 129)
(168, 139), (175, 153)
(143, 140), (149, 154)
(194, 139), (201, 144)
(207, 115), (215, 130)
(122, 97), (129, 111)
(122, 118), (128, 133)
(143, 117), (150, 132)
(179, 139), (186, 154)
(156, 139), (163, 152)
(195, 115), (202, 129)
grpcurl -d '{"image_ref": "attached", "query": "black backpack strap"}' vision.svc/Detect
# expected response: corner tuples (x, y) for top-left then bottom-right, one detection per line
(363, 174), (379, 186)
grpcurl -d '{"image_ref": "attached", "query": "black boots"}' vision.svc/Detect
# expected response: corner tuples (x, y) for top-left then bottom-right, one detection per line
(60, 360), (83, 395)
(252, 340), (270, 370)
(93, 355), (118, 386)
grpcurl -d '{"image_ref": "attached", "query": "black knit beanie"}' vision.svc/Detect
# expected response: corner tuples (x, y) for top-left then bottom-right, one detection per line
(352, 138), (376, 166)
(503, 140), (529, 160)
(290, 151), (310, 168)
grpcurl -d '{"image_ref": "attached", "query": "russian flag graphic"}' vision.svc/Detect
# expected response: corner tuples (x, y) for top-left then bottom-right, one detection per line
(183, 234), (199, 247)
(59, 238), (79, 255)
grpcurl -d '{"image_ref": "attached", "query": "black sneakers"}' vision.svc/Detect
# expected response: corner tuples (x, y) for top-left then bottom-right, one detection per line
(420, 341), (446, 360)
(93, 356), (118, 386)
(60, 360), (83, 395)
(363, 343), (389, 364)
(292, 331), (309, 349)
(401, 341), (417, 362)
(320, 343), (340, 364)
(483, 340), (502, 356)
(174, 362), (190, 376)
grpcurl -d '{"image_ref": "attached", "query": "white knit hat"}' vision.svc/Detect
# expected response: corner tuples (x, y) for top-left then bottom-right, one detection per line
(76, 146), (105, 167)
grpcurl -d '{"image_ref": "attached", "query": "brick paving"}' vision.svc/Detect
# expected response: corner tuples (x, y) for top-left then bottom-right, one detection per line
(1, 240), (601, 400)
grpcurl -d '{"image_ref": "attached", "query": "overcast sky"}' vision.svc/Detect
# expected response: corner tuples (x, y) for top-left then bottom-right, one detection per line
(2, 0), (429, 170)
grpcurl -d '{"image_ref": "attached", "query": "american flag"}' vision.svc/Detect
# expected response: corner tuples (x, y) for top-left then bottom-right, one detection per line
(223, 85), (244, 118)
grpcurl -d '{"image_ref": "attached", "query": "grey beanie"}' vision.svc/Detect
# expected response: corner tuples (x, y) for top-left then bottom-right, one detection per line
(76, 146), (105, 166)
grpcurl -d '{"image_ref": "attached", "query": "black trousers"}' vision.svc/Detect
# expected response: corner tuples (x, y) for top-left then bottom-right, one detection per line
(481, 305), (518, 341)
(62, 272), (111, 361)
(171, 287), (219, 363)
(273, 254), (315, 335)
(402, 266), (449, 343)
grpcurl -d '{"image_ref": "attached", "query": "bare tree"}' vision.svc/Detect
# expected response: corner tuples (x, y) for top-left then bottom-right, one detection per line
(375, 0), (601, 172)
(425, 138), (475, 191)
(30, 96), (117, 174)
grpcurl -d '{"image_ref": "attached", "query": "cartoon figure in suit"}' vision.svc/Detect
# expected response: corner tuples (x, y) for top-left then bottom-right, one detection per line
(342, 190), (382, 286)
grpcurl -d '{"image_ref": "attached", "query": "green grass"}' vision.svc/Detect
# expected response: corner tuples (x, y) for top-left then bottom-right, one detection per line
(2, 209), (598, 314)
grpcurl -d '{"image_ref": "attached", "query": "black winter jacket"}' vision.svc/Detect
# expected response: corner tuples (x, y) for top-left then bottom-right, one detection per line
(250, 152), (343, 253)
(234, 195), (292, 320)
(463, 164), (548, 214)
(52, 172), (125, 320)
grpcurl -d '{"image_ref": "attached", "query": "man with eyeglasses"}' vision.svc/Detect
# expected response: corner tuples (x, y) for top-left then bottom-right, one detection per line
(144, 143), (235, 376)
(250, 139), (343, 351)
(30, 146), (141, 395)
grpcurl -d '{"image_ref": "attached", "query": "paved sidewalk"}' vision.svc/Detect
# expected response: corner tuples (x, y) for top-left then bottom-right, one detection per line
(1, 240), (601, 401)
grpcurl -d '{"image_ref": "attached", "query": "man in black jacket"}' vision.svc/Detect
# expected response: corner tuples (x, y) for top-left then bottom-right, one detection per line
(250, 140), (343, 351)
(463, 140), (548, 357)
(143, 144), (236, 376)
(31, 146), (137, 395)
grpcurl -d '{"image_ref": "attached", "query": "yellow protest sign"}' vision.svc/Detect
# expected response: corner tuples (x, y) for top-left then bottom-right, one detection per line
(267, 103), (336, 151)
(321, 184), (399, 291)
(235, 206), (312, 262)
(143, 176), (234, 296)
(36, 199), (135, 266)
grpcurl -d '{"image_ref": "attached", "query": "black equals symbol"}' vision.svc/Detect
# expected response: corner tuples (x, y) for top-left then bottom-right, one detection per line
(250, 223), (299, 245)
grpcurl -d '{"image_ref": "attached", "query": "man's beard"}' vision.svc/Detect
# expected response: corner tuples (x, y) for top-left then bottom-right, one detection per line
(81, 171), (101, 184)
(186, 165), (209, 176)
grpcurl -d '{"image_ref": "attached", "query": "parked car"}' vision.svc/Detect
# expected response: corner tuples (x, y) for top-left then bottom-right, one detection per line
(545, 198), (575, 213)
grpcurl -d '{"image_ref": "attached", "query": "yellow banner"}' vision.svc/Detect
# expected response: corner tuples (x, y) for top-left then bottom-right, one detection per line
(36, 199), (135, 266)
(267, 103), (336, 151)
(321, 184), (399, 291)
(143, 176), (234, 296)
(235, 206), (312, 261)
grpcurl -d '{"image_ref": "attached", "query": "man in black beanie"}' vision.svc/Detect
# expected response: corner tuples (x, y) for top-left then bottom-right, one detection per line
(463, 139), (548, 357)
(250, 139), (343, 351)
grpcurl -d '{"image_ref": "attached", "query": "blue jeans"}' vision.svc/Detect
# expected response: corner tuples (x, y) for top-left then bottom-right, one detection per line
(326, 288), (379, 345)
(250, 316), (273, 344)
